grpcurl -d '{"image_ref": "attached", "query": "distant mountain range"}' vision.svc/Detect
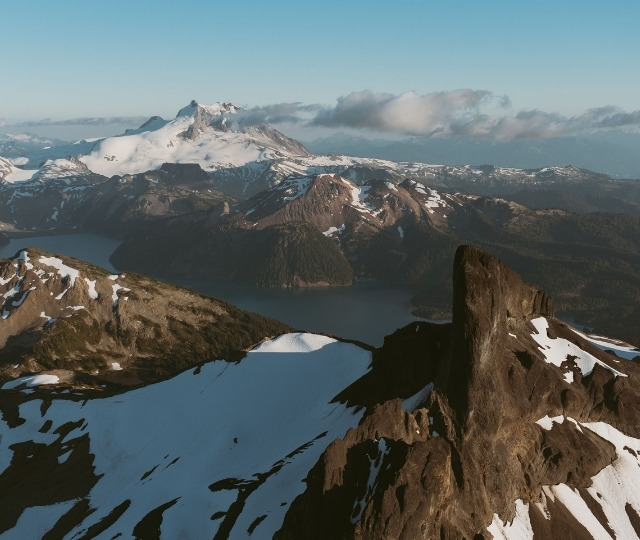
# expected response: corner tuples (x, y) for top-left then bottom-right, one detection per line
(304, 131), (640, 179)
(0, 132), (68, 160)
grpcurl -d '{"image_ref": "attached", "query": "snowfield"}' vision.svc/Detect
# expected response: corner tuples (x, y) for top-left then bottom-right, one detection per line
(490, 417), (640, 540)
(77, 102), (298, 178)
(0, 333), (372, 539)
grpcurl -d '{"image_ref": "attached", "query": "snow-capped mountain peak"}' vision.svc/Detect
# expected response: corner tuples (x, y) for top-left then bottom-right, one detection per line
(175, 99), (243, 119)
(71, 99), (307, 177)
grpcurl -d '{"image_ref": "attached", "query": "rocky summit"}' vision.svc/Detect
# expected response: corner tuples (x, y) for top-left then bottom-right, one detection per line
(1, 246), (640, 538)
(276, 245), (640, 539)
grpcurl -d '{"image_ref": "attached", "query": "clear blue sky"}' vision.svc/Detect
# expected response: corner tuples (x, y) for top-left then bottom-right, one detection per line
(2, 0), (639, 138)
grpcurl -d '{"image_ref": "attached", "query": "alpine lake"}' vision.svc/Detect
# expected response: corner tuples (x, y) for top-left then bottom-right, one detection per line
(0, 234), (426, 346)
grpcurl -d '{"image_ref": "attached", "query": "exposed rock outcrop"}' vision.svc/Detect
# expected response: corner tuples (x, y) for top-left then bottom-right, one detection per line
(276, 245), (640, 539)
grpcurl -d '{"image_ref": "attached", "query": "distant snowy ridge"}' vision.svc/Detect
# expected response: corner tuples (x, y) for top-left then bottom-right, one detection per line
(4, 99), (633, 207)
(77, 100), (310, 178)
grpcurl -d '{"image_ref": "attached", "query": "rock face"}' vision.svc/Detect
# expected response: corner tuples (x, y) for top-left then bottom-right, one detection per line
(0, 248), (290, 387)
(446, 245), (554, 424)
(276, 245), (640, 539)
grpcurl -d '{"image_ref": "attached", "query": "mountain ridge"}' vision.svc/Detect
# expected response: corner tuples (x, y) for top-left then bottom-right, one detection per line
(0, 247), (290, 388)
(2, 99), (640, 344)
(109, 171), (640, 345)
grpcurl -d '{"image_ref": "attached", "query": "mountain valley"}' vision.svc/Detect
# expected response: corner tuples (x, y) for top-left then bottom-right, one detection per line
(2, 100), (640, 344)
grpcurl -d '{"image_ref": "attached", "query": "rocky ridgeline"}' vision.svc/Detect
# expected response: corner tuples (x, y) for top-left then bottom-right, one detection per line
(276, 245), (640, 539)
(236, 174), (455, 231)
(0, 248), (289, 388)
(0, 162), (231, 235)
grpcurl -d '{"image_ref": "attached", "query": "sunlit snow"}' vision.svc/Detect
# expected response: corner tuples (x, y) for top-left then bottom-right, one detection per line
(2, 374), (60, 389)
(494, 418), (640, 539)
(530, 317), (626, 380)
(38, 256), (79, 287)
(487, 499), (534, 540)
(0, 332), (372, 539)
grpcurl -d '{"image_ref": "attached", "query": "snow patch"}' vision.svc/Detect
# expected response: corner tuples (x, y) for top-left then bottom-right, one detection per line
(2, 374), (60, 389)
(323, 224), (346, 237)
(111, 283), (131, 307)
(351, 438), (390, 523)
(535, 415), (566, 431)
(84, 278), (98, 299)
(280, 177), (311, 202)
(38, 256), (79, 287)
(530, 317), (626, 380)
(11, 287), (36, 307)
(402, 382), (434, 411)
(16, 250), (34, 270)
(487, 499), (534, 540)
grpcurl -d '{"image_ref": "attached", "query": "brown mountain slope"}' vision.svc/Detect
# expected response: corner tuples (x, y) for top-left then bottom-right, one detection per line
(0, 248), (290, 388)
(275, 245), (640, 539)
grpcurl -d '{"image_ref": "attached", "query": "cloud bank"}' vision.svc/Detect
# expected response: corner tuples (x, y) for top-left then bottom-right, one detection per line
(245, 91), (640, 141)
(10, 116), (148, 128)
(310, 90), (499, 136)
(7, 93), (640, 142)
(233, 103), (323, 128)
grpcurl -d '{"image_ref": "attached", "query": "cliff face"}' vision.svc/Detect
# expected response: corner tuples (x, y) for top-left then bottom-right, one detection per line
(276, 245), (640, 539)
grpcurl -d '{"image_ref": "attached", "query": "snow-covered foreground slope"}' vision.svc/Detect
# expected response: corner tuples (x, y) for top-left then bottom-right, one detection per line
(490, 418), (640, 540)
(0, 333), (371, 539)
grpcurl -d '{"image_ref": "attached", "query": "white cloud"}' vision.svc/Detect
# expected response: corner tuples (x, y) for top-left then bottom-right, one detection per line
(8, 93), (640, 142)
(311, 90), (497, 135)
(10, 116), (148, 128)
(306, 91), (640, 140)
